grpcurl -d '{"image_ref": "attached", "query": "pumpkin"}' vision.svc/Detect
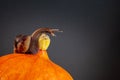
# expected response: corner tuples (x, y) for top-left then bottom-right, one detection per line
(0, 28), (73, 80)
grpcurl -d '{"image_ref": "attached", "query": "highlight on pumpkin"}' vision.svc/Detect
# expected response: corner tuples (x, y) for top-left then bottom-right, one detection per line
(0, 28), (73, 80)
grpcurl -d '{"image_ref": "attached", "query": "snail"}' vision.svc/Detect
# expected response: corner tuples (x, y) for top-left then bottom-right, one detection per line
(14, 28), (62, 54)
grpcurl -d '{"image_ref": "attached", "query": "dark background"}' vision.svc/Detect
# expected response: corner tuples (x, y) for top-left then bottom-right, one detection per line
(0, 0), (120, 80)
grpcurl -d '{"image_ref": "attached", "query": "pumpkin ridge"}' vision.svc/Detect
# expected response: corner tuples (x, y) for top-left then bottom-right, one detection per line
(48, 60), (58, 79)
(24, 54), (39, 80)
(0, 54), (25, 65)
(49, 61), (73, 80)
(0, 54), (35, 76)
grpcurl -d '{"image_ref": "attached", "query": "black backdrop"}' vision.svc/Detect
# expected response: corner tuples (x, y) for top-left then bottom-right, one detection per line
(0, 0), (119, 80)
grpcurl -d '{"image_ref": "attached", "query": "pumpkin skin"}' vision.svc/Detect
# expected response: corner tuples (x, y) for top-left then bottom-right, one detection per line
(0, 28), (73, 80)
(0, 50), (73, 80)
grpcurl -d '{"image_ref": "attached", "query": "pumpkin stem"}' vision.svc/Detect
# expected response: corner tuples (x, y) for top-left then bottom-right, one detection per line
(38, 33), (50, 50)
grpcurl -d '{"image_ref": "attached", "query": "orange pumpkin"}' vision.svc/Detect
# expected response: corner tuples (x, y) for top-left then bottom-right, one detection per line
(0, 28), (73, 80)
